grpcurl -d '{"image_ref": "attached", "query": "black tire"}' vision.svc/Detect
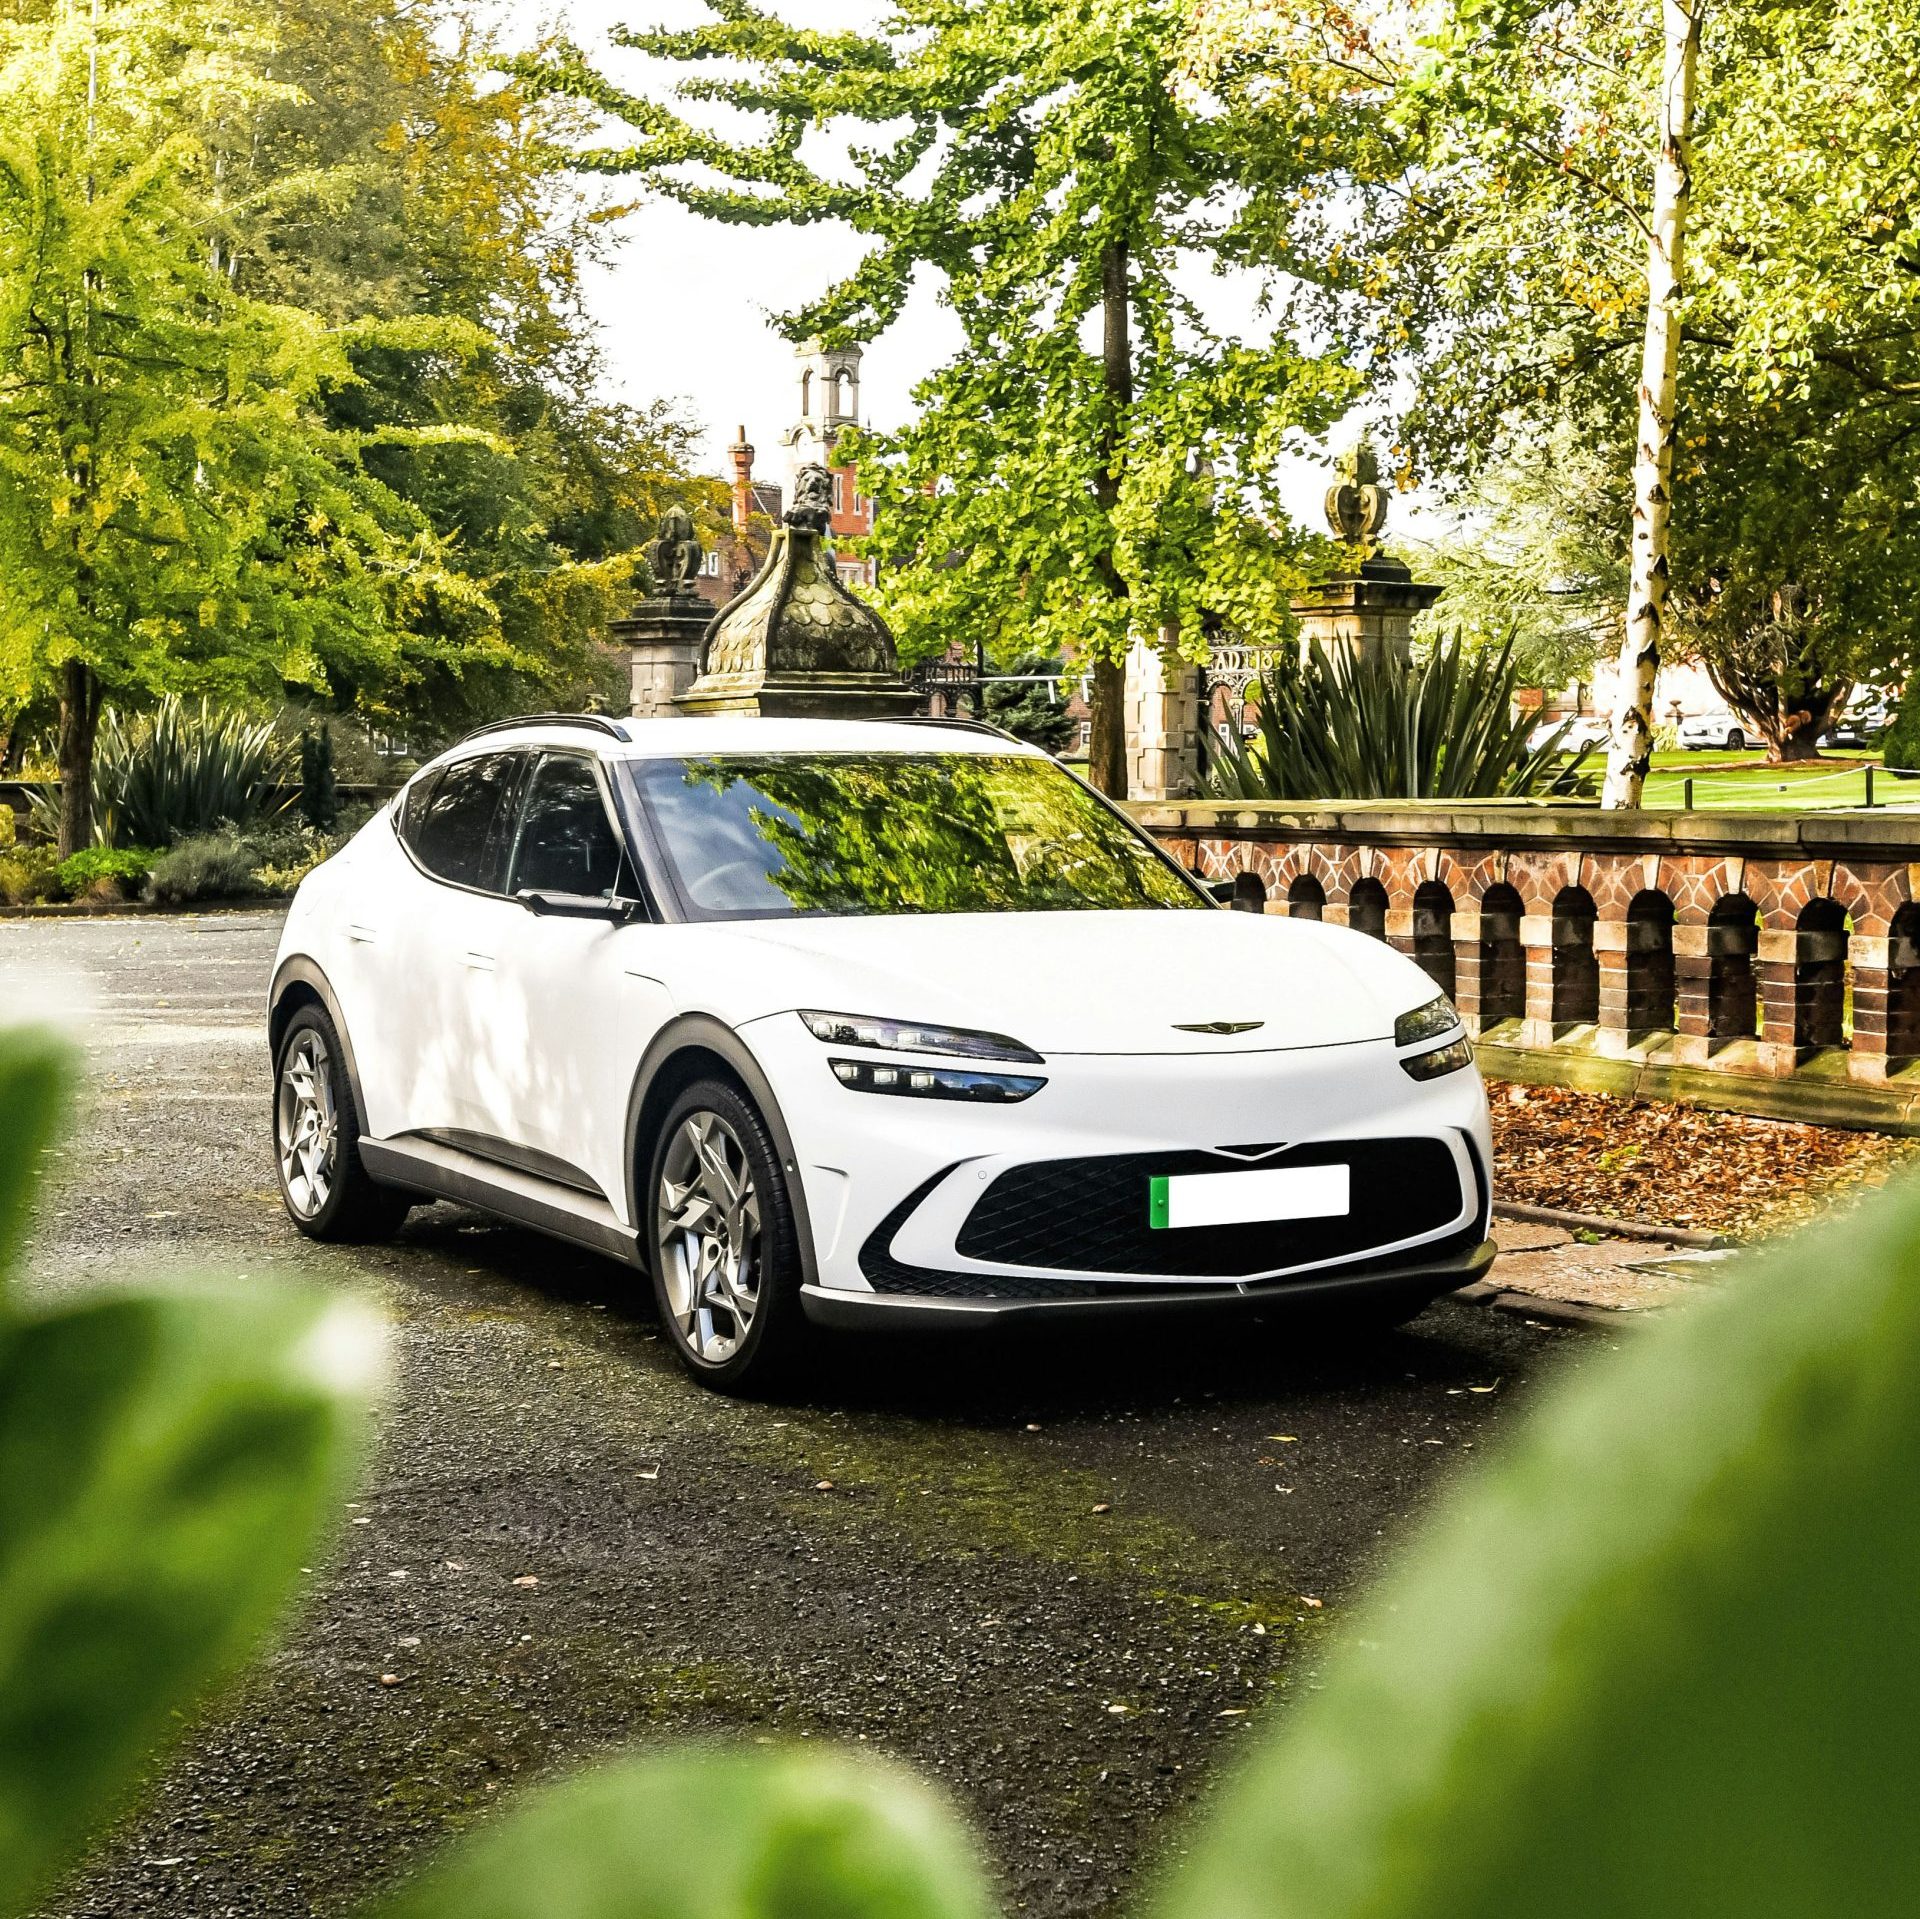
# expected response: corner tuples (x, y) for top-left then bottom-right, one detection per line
(1725, 730), (1743, 752)
(272, 1003), (411, 1243)
(645, 1077), (809, 1392)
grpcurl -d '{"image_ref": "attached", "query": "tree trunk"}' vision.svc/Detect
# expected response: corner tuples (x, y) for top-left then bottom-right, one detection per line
(56, 658), (100, 857)
(1086, 238), (1133, 798)
(1602, 0), (1703, 809)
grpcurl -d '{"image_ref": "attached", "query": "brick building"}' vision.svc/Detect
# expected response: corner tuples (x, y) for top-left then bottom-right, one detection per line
(695, 343), (878, 610)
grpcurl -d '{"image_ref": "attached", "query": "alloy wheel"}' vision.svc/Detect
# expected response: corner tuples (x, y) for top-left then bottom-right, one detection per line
(656, 1110), (764, 1364)
(277, 1029), (337, 1220)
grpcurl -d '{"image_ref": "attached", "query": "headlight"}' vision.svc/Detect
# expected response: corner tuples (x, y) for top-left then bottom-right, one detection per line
(800, 1010), (1043, 1065)
(1401, 1035), (1473, 1082)
(1394, 993), (1462, 1050)
(828, 1058), (1045, 1103)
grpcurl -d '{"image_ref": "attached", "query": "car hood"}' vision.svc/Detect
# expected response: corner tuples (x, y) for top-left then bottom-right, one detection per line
(691, 909), (1431, 1055)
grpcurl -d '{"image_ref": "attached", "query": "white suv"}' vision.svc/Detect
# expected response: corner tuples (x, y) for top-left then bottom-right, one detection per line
(269, 715), (1494, 1389)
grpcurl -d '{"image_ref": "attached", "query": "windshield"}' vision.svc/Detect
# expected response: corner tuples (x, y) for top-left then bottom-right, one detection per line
(627, 752), (1207, 921)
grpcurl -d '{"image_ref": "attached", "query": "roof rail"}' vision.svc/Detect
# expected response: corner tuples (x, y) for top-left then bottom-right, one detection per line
(457, 713), (632, 747)
(894, 714), (1022, 744)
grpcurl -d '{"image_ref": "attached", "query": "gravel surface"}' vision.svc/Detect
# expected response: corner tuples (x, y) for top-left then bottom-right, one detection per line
(3, 910), (1575, 1919)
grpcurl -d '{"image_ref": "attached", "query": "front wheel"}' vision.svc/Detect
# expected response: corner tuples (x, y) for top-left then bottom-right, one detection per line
(1726, 730), (1744, 752)
(647, 1079), (809, 1392)
(273, 1004), (411, 1242)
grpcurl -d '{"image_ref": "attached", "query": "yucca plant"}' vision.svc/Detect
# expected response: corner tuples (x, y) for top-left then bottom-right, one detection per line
(27, 698), (294, 848)
(1205, 629), (1595, 802)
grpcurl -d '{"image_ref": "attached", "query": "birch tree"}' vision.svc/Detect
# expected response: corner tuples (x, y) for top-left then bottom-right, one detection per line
(1603, 0), (1702, 809)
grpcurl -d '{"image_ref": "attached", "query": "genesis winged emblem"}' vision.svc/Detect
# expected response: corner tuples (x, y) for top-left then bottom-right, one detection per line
(1171, 1020), (1265, 1035)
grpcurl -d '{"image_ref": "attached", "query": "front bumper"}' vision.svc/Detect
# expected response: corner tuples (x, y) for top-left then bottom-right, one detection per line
(742, 1012), (1496, 1313)
(799, 1233), (1495, 1330)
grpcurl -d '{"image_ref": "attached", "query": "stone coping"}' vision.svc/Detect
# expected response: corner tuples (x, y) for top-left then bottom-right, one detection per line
(1126, 796), (1920, 858)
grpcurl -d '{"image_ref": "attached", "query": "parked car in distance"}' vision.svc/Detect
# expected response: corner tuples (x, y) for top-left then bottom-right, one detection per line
(1525, 714), (1611, 754)
(1677, 711), (1752, 752)
(1824, 701), (1892, 750)
(268, 714), (1495, 1391)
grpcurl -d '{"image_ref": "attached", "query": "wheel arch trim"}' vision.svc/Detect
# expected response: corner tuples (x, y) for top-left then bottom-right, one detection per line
(623, 1014), (821, 1290)
(268, 956), (372, 1136)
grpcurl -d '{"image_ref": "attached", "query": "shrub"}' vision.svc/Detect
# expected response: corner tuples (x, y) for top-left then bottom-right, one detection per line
(1206, 629), (1596, 801)
(0, 844), (61, 907)
(53, 845), (155, 902)
(0, 806), (14, 848)
(146, 832), (263, 905)
(1881, 680), (1920, 772)
(25, 697), (293, 848)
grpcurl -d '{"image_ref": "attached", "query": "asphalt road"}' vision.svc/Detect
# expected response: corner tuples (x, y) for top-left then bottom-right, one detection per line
(2, 910), (1581, 1919)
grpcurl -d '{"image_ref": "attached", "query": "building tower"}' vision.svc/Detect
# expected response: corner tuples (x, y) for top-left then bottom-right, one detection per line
(780, 341), (874, 585)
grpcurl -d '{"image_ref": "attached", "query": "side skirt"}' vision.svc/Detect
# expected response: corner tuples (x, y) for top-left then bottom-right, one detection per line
(360, 1135), (644, 1271)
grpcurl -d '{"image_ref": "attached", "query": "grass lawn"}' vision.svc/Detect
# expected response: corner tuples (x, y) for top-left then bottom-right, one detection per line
(1636, 748), (1920, 812)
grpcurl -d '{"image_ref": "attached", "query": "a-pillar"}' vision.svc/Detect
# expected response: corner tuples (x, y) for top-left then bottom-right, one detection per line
(1850, 935), (1892, 1083)
(1124, 626), (1202, 800)
(1519, 912), (1555, 1049)
(1594, 917), (1632, 1059)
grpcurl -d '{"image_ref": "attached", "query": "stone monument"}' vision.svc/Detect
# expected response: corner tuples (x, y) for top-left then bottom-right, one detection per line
(1292, 439), (1441, 665)
(616, 504), (710, 719)
(674, 463), (918, 721)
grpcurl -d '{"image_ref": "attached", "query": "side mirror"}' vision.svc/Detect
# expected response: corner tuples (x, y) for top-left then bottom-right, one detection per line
(515, 889), (638, 923)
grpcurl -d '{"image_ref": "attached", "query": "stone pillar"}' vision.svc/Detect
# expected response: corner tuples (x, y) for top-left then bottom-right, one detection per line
(1851, 935), (1892, 1083)
(1520, 913), (1555, 1049)
(1672, 922), (1712, 1065)
(613, 596), (709, 720)
(1124, 627), (1202, 800)
(1450, 909), (1484, 1032)
(1755, 928), (1798, 1076)
(1291, 557), (1442, 667)
(1594, 917), (1632, 1059)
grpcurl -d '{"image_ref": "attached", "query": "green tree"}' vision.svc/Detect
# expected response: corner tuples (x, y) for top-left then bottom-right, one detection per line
(509, 0), (1357, 797)
(0, 0), (489, 853)
(1214, 0), (1920, 765)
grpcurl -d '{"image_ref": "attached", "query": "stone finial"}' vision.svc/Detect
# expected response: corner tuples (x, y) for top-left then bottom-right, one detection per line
(1325, 438), (1391, 546)
(674, 462), (917, 720)
(646, 504), (704, 600)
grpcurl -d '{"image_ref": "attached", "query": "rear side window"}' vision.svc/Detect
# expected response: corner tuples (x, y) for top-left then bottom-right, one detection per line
(400, 752), (523, 891)
(508, 755), (623, 898)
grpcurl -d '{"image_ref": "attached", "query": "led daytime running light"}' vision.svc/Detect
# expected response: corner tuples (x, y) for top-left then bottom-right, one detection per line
(828, 1058), (1045, 1102)
(800, 1010), (1043, 1065)
(1394, 994), (1463, 1050)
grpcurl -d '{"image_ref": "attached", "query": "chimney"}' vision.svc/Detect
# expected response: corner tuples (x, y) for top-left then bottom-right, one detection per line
(729, 425), (754, 538)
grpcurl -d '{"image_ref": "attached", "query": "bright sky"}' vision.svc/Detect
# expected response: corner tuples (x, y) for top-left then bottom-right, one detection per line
(538, 0), (1407, 535)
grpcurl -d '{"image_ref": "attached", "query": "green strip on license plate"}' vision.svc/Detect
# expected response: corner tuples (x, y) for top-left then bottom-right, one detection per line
(1148, 1176), (1171, 1229)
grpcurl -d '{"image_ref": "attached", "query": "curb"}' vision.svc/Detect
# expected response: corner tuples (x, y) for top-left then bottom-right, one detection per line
(1453, 1278), (1631, 1329)
(0, 896), (278, 920)
(1493, 1199), (1733, 1250)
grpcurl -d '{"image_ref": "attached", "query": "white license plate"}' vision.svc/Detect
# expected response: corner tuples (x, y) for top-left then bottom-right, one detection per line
(1149, 1163), (1351, 1230)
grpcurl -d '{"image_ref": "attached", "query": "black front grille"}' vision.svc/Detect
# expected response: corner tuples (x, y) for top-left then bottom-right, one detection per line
(952, 1137), (1465, 1279)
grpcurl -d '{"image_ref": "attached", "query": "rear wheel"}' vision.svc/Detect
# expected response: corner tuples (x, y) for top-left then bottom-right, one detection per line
(647, 1078), (808, 1392)
(273, 1004), (411, 1242)
(1725, 729), (1744, 751)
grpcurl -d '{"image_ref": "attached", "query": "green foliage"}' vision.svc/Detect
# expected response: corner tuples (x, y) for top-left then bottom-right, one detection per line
(299, 725), (339, 832)
(509, 0), (1357, 783)
(1206, 633), (1591, 801)
(25, 699), (292, 850)
(0, 846), (59, 909)
(0, 1027), (381, 1919)
(1148, 1158), (1920, 1919)
(1880, 681), (1920, 774)
(369, 1749), (993, 1919)
(980, 655), (1077, 755)
(144, 832), (263, 906)
(53, 846), (155, 901)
